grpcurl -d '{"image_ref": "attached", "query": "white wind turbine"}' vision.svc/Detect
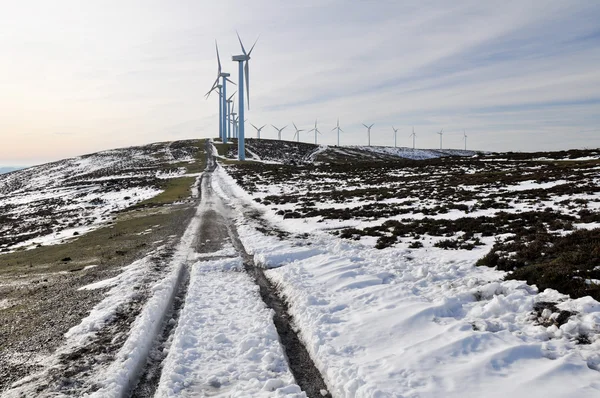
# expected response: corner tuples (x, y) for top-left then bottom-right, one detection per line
(437, 128), (444, 149)
(292, 122), (304, 142)
(362, 123), (374, 146)
(250, 123), (267, 139)
(272, 125), (288, 140)
(463, 129), (468, 150)
(331, 118), (343, 146)
(392, 126), (399, 148)
(410, 126), (416, 149)
(308, 119), (322, 144)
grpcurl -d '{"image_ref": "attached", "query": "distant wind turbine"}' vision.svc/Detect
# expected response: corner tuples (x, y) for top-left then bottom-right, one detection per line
(226, 92), (235, 139)
(331, 118), (344, 146)
(271, 125), (288, 140)
(207, 41), (235, 143)
(437, 128), (444, 149)
(232, 32), (259, 160)
(410, 127), (416, 149)
(231, 111), (237, 138)
(392, 126), (399, 148)
(308, 120), (322, 144)
(362, 123), (374, 146)
(250, 123), (267, 139)
(292, 122), (304, 142)
(205, 82), (222, 140)
(463, 129), (467, 150)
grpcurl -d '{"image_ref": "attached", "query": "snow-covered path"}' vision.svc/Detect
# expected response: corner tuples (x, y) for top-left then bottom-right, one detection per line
(154, 156), (304, 396)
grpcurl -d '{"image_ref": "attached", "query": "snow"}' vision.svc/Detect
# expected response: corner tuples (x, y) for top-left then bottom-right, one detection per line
(212, 162), (600, 398)
(353, 145), (478, 160)
(88, 175), (205, 397)
(155, 257), (304, 397)
(0, 141), (196, 253)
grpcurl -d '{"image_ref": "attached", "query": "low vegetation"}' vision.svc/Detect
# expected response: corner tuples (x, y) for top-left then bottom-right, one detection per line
(225, 144), (600, 302)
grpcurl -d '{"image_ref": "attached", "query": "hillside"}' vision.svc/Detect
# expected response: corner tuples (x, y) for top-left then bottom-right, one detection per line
(1, 139), (600, 397)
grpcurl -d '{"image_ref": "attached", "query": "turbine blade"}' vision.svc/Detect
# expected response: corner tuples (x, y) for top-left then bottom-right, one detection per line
(226, 77), (236, 86)
(339, 128), (344, 133)
(293, 122), (298, 130)
(369, 124), (374, 128)
(245, 61), (250, 109)
(248, 35), (259, 56)
(236, 31), (247, 55)
(362, 123), (368, 128)
(250, 123), (258, 130)
(215, 40), (222, 74)
(331, 127), (336, 132)
(260, 125), (266, 130)
(228, 92), (236, 101)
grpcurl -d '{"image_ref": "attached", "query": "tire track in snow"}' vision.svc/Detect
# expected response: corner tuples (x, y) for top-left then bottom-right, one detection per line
(204, 144), (332, 398)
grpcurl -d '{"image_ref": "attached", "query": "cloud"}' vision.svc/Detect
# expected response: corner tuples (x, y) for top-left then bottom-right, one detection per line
(0, 0), (599, 163)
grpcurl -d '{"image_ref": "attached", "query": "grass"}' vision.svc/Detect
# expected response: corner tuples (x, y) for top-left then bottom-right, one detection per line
(136, 176), (196, 207)
(0, 206), (193, 276)
(213, 141), (233, 157)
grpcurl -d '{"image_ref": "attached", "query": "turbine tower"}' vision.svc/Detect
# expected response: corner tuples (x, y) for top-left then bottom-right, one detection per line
(437, 128), (444, 149)
(205, 83), (222, 141)
(362, 123), (374, 146)
(292, 122), (304, 142)
(331, 118), (343, 146)
(232, 32), (258, 161)
(226, 92), (235, 140)
(392, 126), (399, 148)
(410, 127), (416, 149)
(231, 112), (237, 138)
(214, 41), (235, 144)
(308, 119), (321, 144)
(463, 129), (467, 150)
(272, 125), (287, 140)
(250, 123), (266, 139)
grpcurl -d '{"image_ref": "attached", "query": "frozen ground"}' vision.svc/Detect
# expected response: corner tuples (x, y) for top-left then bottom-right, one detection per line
(217, 147), (600, 397)
(2, 140), (600, 397)
(0, 141), (200, 252)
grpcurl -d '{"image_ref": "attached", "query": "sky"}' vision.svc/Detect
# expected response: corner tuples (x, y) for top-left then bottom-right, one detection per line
(1, 0), (600, 166)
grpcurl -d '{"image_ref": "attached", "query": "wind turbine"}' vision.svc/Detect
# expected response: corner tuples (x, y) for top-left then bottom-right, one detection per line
(437, 128), (444, 149)
(226, 92), (235, 140)
(331, 118), (343, 146)
(213, 41), (235, 144)
(231, 111), (237, 138)
(463, 129), (467, 150)
(250, 123), (267, 139)
(410, 127), (416, 149)
(272, 125), (288, 140)
(292, 122), (304, 142)
(308, 119), (322, 145)
(232, 32), (258, 161)
(205, 82), (222, 141)
(392, 126), (399, 148)
(362, 123), (374, 146)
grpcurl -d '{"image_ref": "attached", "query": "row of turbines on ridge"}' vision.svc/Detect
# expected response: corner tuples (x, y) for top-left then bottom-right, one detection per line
(206, 34), (470, 160)
(246, 123), (469, 151)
